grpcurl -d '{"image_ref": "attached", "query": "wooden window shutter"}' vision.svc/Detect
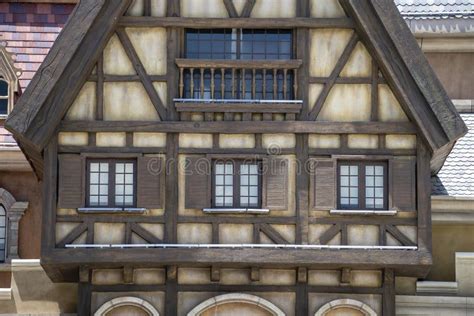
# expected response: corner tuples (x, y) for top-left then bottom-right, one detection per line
(137, 156), (164, 209)
(185, 156), (211, 209)
(58, 154), (84, 209)
(391, 157), (416, 211)
(262, 157), (288, 211)
(310, 158), (336, 210)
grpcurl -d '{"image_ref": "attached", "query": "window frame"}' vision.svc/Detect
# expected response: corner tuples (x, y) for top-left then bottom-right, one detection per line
(0, 205), (6, 263)
(337, 161), (389, 211)
(211, 159), (263, 209)
(0, 78), (10, 117)
(86, 159), (137, 208)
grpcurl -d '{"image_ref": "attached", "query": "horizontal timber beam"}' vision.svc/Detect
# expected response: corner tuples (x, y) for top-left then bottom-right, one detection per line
(59, 121), (416, 134)
(42, 248), (432, 278)
(118, 17), (355, 29)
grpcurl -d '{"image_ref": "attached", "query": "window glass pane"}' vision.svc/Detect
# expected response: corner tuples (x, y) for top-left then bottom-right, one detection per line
(214, 162), (233, 207)
(0, 80), (8, 97)
(339, 164), (359, 209)
(115, 162), (135, 207)
(240, 163), (260, 207)
(365, 164), (385, 210)
(89, 162), (109, 206)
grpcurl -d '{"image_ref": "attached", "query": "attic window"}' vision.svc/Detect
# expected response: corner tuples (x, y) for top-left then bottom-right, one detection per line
(0, 78), (8, 116)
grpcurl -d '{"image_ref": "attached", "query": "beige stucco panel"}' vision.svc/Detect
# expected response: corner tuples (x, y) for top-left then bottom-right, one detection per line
(348, 225), (379, 246)
(179, 133), (213, 148)
(251, 0), (296, 18)
(177, 223), (212, 244)
(65, 82), (96, 121)
(138, 223), (164, 241)
(262, 134), (296, 149)
(96, 132), (127, 147)
(340, 42), (372, 78)
(103, 34), (136, 75)
(308, 134), (340, 148)
(219, 134), (256, 149)
(154, 82), (168, 108)
(308, 270), (340, 286)
(134, 268), (166, 285)
(94, 223), (126, 244)
(178, 268), (210, 285)
(260, 269), (296, 285)
(220, 269), (251, 285)
(181, 0), (228, 17)
(378, 84), (409, 122)
(58, 132), (89, 146)
(233, 0), (247, 16)
(220, 224), (253, 244)
(310, 29), (354, 77)
(270, 224), (296, 244)
(92, 269), (123, 285)
(310, 0), (346, 18)
(151, 0), (167, 16)
(351, 270), (382, 287)
(126, 0), (144, 16)
(134, 132), (167, 147)
(317, 84), (371, 122)
(126, 27), (167, 75)
(104, 82), (160, 121)
(348, 134), (379, 149)
(55, 223), (80, 243)
(309, 224), (341, 245)
(386, 135), (417, 149)
(308, 84), (324, 111)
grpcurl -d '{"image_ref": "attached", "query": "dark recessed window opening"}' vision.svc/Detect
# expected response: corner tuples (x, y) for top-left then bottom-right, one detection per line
(184, 29), (294, 100)
(212, 160), (262, 208)
(87, 159), (137, 208)
(338, 162), (388, 210)
(0, 79), (9, 115)
(0, 205), (5, 262)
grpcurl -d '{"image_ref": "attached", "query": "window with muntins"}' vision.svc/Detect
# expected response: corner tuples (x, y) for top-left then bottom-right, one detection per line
(338, 162), (388, 210)
(87, 160), (136, 208)
(213, 160), (262, 208)
(0, 205), (5, 262)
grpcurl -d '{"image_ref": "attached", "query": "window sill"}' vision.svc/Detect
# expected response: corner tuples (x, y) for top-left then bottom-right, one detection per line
(77, 208), (146, 214)
(0, 288), (11, 301)
(330, 209), (398, 216)
(203, 208), (270, 215)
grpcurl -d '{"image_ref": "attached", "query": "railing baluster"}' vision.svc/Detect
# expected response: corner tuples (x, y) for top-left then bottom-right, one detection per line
(211, 68), (215, 99)
(200, 68), (204, 99)
(190, 68), (194, 98)
(232, 68), (236, 99)
(252, 68), (256, 100)
(293, 69), (298, 100)
(179, 67), (184, 98)
(221, 68), (225, 99)
(273, 69), (278, 100)
(242, 68), (246, 99)
(263, 69), (267, 100)
(283, 68), (288, 100)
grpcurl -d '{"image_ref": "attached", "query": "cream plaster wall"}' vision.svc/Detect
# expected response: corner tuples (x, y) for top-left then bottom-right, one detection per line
(310, 0), (346, 18)
(58, 132), (89, 146)
(65, 82), (96, 121)
(317, 84), (371, 122)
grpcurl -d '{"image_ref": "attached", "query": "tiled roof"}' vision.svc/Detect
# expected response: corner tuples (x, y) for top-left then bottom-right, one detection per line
(0, 2), (74, 90)
(432, 114), (474, 197)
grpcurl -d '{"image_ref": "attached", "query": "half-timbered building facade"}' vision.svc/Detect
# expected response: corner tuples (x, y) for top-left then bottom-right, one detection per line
(3, 0), (469, 315)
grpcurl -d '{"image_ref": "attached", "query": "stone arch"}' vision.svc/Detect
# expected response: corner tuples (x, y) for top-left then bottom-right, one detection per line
(93, 296), (160, 316)
(187, 293), (286, 316)
(0, 188), (27, 262)
(315, 299), (378, 316)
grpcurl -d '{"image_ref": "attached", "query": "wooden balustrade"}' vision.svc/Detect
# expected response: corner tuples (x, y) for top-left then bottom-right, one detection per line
(176, 59), (303, 101)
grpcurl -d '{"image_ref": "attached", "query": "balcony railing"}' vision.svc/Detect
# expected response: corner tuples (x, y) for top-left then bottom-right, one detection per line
(175, 59), (303, 121)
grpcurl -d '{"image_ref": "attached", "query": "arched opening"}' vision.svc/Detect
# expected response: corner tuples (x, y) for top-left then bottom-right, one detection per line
(187, 293), (285, 316)
(94, 297), (159, 316)
(0, 205), (6, 262)
(315, 299), (378, 316)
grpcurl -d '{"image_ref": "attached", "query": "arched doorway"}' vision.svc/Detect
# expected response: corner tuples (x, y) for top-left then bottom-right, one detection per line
(315, 299), (378, 316)
(94, 297), (160, 316)
(187, 293), (285, 316)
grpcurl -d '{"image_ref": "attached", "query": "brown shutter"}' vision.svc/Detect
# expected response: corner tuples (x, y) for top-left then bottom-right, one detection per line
(391, 157), (416, 211)
(262, 157), (288, 211)
(137, 156), (164, 209)
(310, 158), (337, 210)
(185, 156), (211, 209)
(58, 154), (84, 209)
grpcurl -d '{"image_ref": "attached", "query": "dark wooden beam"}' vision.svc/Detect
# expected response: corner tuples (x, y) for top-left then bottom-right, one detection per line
(165, 266), (177, 316)
(41, 138), (58, 255)
(116, 28), (167, 120)
(260, 223), (290, 244)
(131, 223), (163, 244)
(386, 225), (416, 247)
(223, 0), (238, 18)
(164, 134), (179, 243)
(59, 121), (417, 134)
(77, 282), (91, 316)
(318, 224), (342, 245)
(240, 0), (256, 18)
(382, 269), (395, 315)
(417, 141), (432, 253)
(56, 222), (88, 248)
(118, 16), (355, 28)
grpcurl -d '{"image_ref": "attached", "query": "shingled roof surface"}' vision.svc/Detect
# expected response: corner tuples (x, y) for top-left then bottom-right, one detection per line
(395, 0), (474, 33)
(432, 114), (474, 197)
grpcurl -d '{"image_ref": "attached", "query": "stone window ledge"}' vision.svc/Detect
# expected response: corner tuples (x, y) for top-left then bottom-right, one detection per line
(203, 208), (270, 214)
(330, 209), (397, 216)
(0, 288), (11, 301)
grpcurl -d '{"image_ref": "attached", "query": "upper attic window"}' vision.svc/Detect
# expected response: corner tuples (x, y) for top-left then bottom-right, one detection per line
(0, 78), (8, 117)
(185, 29), (293, 60)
